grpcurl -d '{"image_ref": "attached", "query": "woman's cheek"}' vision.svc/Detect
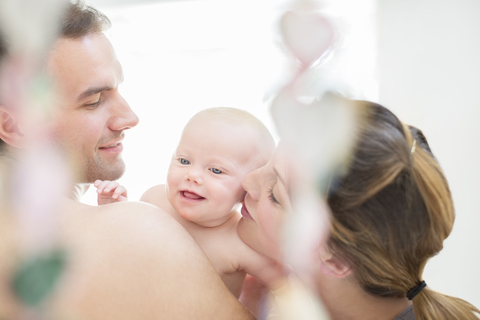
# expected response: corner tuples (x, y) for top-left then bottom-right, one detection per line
(257, 202), (284, 253)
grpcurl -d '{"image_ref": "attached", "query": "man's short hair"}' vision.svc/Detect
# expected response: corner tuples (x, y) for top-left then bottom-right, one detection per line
(1, 1), (111, 64)
(0, 31), (7, 63)
(61, 0), (111, 39)
(0, 31), (9, 152)
(0, 1), (111, 151)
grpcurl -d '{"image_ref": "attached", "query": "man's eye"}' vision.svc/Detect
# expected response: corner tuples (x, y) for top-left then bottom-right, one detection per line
(85, 100), (101, 108)
(180, 158), (190, 165)
(210, 168), (222, 174)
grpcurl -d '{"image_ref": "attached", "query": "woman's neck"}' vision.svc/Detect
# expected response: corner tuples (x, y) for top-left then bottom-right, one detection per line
(318, 275), (411, 320)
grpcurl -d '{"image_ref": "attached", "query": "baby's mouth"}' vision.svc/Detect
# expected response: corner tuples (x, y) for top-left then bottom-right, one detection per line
(181, 190), (205, 200)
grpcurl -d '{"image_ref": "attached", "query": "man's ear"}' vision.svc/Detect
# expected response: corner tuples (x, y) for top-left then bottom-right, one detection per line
(317, 245), (352, 279)
(0, 106), (25, 148)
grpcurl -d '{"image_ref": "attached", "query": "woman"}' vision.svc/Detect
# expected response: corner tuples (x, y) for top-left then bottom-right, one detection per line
(238, 100), (480, 320)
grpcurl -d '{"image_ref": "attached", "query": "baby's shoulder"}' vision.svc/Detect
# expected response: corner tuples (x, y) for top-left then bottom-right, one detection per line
(140, 184), (167, 206)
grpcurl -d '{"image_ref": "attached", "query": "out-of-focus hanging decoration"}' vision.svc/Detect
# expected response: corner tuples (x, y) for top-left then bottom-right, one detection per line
(267, 1), (363, 319)
(0, 0), (71, 318)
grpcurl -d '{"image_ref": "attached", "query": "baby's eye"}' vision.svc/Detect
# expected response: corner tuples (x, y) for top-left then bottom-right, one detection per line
(210, 168), (222, 174)
(179, 158), (190, 165)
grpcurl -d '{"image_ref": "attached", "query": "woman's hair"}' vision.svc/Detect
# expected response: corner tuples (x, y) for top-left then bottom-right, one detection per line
(326, 101), (479, 320)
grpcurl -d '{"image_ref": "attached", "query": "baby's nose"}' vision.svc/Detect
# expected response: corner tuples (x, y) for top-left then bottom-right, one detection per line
(185, 169), (204, 185)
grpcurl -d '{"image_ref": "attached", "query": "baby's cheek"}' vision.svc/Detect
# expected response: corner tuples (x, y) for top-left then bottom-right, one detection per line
(166, 169), (179, 187)
(220, 180), (246, 201)
(234, 188), (247, 202)
(165, 174), (178, 199)
(227, 188), (246, 213)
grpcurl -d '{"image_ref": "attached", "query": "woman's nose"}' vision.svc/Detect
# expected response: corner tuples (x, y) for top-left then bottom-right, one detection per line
(108, 92), (140, 131)
(242, 168), (260, 201)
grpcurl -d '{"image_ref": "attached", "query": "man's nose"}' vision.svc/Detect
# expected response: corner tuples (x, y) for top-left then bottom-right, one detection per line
(108, 92), (139, 131)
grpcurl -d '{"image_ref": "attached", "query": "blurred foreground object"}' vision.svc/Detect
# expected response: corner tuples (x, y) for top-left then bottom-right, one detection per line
(0, 0), (70, 317)
(265, 1), (363, 319)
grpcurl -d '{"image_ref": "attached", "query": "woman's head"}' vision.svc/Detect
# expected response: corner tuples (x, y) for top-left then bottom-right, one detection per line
(239, 101), (451, 272)
(324, 101), (478, 319)
(240, 99), (478, 319)
(238, 144), (293, 261)
(326, 100), (452, 297)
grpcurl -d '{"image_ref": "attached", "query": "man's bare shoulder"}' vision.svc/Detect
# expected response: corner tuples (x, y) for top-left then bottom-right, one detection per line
(61, 199), (190, 246)
(54, 199), (256, 319)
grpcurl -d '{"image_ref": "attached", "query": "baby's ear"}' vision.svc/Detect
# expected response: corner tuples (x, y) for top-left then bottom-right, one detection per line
(317, 245), (352, 279)
(0, 106), (25, 148)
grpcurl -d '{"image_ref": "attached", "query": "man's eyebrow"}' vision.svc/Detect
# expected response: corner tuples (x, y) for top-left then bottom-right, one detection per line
(77, 86), (112, 102)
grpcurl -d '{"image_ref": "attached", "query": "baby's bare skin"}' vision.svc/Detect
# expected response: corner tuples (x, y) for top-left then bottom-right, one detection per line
(141, 184), (284, 297)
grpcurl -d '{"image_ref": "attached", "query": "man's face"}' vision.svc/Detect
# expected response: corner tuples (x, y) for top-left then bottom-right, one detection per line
(46, 33), (139, 183)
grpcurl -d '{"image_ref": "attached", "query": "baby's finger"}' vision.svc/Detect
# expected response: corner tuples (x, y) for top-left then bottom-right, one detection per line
(93, 180), (103, 187)
(103, 181), (120, 193)
(118, 195), (128, 201)
(112, 186), (127, 199)
(95, 180), (113, 193)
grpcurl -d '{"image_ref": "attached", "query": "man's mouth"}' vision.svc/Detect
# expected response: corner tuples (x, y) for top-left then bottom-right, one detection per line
(101, 142), (119, 148)
(98, 141), (123, 154)
(180, 190), (206, 202)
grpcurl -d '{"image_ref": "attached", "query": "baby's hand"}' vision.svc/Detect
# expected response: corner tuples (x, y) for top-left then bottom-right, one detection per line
(94, 180), (128, 205)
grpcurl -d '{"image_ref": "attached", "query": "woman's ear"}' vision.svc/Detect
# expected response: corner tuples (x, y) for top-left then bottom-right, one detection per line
(0, 106), (25, 148)
(317, 245), (352, 279)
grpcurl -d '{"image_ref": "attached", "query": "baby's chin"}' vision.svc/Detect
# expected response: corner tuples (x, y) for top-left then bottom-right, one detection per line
(183, 210), (240, 228)
(175, 206), (205, 224)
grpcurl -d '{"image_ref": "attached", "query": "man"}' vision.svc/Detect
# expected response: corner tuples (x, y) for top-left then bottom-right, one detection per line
(46, 2), (139, 188)
(0, 2), (255, 319)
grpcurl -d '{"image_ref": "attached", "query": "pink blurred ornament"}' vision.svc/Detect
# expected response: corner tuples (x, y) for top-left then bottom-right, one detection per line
(280, 11), (334, 67)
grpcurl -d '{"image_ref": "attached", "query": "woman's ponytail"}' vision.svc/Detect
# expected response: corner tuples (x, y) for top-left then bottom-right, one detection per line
(326, 102), (479, 320)
(413, 288), (479, 320)
(406, 126), (480, 320)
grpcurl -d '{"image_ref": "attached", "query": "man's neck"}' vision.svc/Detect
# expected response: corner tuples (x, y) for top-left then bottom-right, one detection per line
(70, 184), (90, 201)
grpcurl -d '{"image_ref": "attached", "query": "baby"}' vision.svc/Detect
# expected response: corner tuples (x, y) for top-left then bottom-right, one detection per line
(95, 107), (284, 297)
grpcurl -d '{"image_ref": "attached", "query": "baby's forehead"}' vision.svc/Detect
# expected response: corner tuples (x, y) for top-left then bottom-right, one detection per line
(185, 113), (264, 141)
(179, 123), (269, 161)
(181, 120), (258, 150)
(181, 107), (275, 160)
(189, 109), (258, 128)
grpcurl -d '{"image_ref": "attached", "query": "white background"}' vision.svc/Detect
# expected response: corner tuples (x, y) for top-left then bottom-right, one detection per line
(84, 0), (479, 309)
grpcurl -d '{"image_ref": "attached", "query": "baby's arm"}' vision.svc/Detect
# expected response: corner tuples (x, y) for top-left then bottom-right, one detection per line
(94, 180), (128, 205)
(239, 245), (289, 291)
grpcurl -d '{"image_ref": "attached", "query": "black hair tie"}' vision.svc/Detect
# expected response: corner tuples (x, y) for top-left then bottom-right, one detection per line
(406, 281), (426, 300)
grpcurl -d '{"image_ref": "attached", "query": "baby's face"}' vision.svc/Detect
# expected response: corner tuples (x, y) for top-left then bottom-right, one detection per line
(166, 119), (266, 227)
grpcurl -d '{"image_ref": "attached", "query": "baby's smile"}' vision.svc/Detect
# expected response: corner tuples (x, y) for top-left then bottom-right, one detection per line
(180, 190), (206, 203)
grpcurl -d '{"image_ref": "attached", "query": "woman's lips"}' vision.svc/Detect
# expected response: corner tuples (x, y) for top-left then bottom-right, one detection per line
(241, 203), (254, 221)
